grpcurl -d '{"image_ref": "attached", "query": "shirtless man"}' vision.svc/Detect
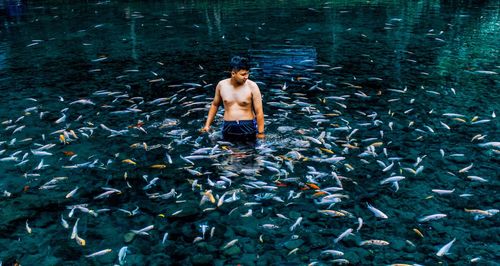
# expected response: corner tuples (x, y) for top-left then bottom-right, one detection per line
(202, 56), (264, 142)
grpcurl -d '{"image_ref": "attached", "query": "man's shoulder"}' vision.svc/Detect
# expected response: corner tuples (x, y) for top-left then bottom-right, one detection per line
(247, 80), (260, 90)
(217, 78), (231, 86)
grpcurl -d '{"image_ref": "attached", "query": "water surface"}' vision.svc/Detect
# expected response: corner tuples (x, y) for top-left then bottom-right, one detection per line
(0, 0), (499, 265)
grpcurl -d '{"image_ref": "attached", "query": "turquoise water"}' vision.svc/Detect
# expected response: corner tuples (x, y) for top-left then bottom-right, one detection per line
(0, 0), (499, 265)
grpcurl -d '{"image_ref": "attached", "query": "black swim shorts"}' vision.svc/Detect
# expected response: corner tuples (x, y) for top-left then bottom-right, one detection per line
(222, 119), (257, 142)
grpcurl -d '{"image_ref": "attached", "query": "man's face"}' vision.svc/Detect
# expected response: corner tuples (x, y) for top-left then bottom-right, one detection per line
(231, 69), (249, 85)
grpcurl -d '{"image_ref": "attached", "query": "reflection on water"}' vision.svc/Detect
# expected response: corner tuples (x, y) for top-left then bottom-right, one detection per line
(0, 0), (498, 265)
(250, 45), (317, 77)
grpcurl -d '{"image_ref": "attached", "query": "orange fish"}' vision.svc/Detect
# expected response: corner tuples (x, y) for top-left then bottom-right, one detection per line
(319, 148), (334, 154)
(122, 159), (137, 165)
(312, 191), (327, 198)
(370, 142), (384, 147)
(413, 228), (424, 238)
(307, 183), (320, 190)
(63, 151), (75, 156)
(276, 182), (288, 187)
(150, 164), (167, 169)
(128, 121), (145, 128)
(59, 134), (67, 144)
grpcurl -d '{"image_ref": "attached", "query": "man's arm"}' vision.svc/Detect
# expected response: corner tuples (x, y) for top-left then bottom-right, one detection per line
(251, 83), (265, 138)
(202, 83), (222, 132)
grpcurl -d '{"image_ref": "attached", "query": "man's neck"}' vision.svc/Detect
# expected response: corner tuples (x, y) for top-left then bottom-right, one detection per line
(230, 78), (243, 88)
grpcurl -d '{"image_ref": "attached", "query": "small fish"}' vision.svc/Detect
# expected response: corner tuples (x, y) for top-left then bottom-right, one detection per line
(367, 203), (388, 219)
(436, 238), (456, 257)
(131, 225), (154, 235)
(222, 239), (238, 249)
(60, 215), (69, 229)
(26, 220), (32, 234)
(150, 164), (167, 169)
(432, 189), (455, 195)
(317, 210), (345, 217)
(359, 239), (390, 246)
(122, 159), (137, 165)
(467, 176), (488, 182)
(288, 247), (299, 255)
(75, 234), (86, 246)
(118, 246), (129, 265)
(241, 209), (253, 217)
(289, 217), (303, 231)
(320, 250), (344, 257)
(356, 217), (363, 231)
(413, 228), (424, 238)
(418, 214), (447, 222)
(276, 213), (290, 220)
(162, 232), (169, 245)
(171, 209), (183, 216)
(380, 176), (405, 185)
(261, 224), (280, 229)
(85, 249), (112, 258)
(382, 162), (395, 172)
(65, 186), (79, 198)
(334, 228), (353, 243)
(202, 190), (216, 204)
(458, 163), (473, 173)
(71, 218), (80, 239)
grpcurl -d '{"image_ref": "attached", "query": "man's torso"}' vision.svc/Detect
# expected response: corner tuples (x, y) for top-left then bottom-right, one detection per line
(219, 78), (255, 121)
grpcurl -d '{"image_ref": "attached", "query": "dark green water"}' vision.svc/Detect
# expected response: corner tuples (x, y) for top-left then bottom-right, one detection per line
(0, 0), (498, 265)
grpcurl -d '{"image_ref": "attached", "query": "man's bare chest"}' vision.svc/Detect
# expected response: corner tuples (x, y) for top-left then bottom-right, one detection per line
(220, 86), (252, 106)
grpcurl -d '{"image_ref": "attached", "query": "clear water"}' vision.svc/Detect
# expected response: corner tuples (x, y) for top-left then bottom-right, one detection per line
(0, 0), (499, 265)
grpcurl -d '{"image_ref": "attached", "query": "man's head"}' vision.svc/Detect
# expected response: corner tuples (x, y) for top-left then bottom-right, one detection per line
(230, 56), (250, 85)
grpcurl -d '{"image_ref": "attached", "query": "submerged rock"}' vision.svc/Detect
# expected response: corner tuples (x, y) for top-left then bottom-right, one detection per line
(192, 254), (213, 265)
(234, 225), (258, 238)
(123, 232), (136, 243)
(283, 239), (304, 250)
(223, 245), (242, 257)
(234, 253), (258, 266)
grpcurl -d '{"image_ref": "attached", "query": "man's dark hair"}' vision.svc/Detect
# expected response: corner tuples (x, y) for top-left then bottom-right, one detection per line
(230, 56), (250, 71)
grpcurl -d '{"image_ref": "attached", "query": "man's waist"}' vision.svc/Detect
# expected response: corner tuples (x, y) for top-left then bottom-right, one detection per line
(223, 119), (256, 124)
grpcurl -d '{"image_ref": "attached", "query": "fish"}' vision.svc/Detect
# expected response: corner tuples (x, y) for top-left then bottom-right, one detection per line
(467, 176), (488, 182)
(436, 238), (456, 256)
(65, 187), (79, 198)
(85, 249), (112, 258)
(60, 215), (69, 229)
(458, 163), (473, 173)
(289, 217), (303, 231)
(118, 246), (128, 265)
(418, 214), (447, 222)
(320, 250), (344, 257)
(380, 176), (405, 185)
(318, 210), (345, 217)
(474, 70), (497, 75)
(26, 220), (32, 234)
(367, 203), (388, 219)
(334, 228), (353, 243)
(413, 228), (424, 238)
(150, 164), (167, 169)
(131, 225), (154, 235)
(122, 159), (137, 165)
(359, 239), (390, 246)
(356, 217), (363, 231)
(222, 239), (238, 249)
(70, 99), (96, 105)
(431, 189), (455, 195)
(71, 218), (80, 239)
(288, 248), (299, 255)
